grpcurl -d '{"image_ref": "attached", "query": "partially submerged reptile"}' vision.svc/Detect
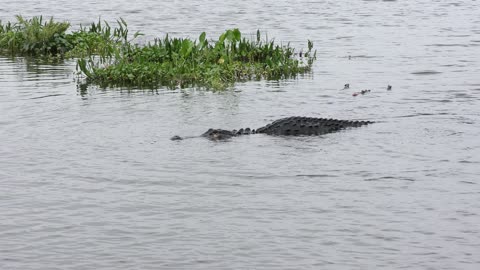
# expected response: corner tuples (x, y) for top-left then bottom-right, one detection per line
(171, 116), (373, 141)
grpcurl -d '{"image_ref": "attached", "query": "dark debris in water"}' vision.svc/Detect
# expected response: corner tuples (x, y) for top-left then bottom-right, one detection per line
(29, 94), (66, 99)
(364, 176), (415, 182)
(460, 181), (476, 185)
(411, 70), (442, 75)
(352, 89), (371, 96)
(296, 174), (338, 178)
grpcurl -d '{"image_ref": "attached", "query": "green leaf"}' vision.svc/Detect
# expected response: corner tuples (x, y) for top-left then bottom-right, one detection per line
(233, 28), (241, 42)
(133, 31), (143, 38)
(180, 39), (193, 58)
(218, 33), (226, 44)
(120, 17), (127, 27)
(199, 32), (206, 44)
(225, 30), (234, 42)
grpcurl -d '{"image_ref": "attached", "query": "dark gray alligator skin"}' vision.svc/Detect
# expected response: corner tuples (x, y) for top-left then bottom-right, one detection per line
(171, 116), (373, 140)
(255, 116), (373, 135)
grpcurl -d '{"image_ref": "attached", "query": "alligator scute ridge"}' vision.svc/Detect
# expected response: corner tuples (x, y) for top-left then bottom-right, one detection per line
(171, 116), (374, 141)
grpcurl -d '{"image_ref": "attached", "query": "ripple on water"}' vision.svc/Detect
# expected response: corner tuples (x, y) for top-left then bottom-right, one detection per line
(410, 70), (443, 75)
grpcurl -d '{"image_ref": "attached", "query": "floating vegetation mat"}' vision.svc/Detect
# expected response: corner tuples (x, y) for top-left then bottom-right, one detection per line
(1, 16), (316, 90)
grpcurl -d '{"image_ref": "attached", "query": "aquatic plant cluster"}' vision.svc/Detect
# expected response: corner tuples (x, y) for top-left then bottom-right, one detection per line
(0, 15), (133, 58)
(0, 16), (316, 90)
(0, 15), (70, 56)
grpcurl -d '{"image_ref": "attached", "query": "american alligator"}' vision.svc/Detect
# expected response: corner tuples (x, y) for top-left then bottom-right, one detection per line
(171, 116), (373, 141)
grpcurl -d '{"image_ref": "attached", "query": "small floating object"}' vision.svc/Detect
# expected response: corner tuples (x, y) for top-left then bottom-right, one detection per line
(343, 83), (350, 89)
(348, 55), (351, 60)
(387, 85), (392, 90)
(360, 89), (371, 95)
(411, 70), (442, 75)
(171, 135), (183, 141)
(353, 89), (370, 96)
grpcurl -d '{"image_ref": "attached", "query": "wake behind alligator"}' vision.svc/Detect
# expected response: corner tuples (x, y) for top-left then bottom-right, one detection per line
(171, 116), (374, 140)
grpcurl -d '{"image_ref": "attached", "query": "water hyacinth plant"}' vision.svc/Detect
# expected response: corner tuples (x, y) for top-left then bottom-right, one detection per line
(0, 15), (70, 56)
(1, 16), (316, 90)
(65, 18), (142, 59)
(79, 29), (316, 90)
(0, 16), (140, 59)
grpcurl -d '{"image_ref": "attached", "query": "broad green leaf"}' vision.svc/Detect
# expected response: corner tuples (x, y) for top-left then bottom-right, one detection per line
(233, 28), (241, 42)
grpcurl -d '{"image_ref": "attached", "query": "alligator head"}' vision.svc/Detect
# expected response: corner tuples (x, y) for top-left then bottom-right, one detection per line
(201, 128), (237, 140)
(171, 127), (254, 141)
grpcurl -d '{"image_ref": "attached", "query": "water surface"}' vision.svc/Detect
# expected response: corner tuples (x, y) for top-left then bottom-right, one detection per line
(1, 1), (480, 269)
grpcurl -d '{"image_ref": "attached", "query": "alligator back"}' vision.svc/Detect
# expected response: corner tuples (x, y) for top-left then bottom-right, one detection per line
(255, 116), (373, 136)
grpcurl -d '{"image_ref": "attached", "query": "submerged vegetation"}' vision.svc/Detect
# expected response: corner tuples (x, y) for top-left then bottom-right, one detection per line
(1, 16), (316, 90)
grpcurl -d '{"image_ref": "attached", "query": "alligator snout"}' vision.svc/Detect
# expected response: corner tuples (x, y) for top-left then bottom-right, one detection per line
(170, 135), (183, 140)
